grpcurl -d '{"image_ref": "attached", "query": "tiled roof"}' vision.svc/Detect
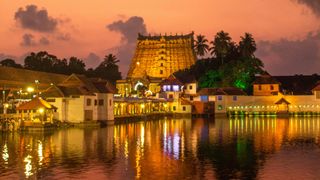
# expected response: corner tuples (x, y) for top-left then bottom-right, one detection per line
(42, 74), (116, 97)
(275, 98), (291, 105)
(198, 87), (247, 96)
(275, 75), (320, 95)
(254, 75), (280, 84)
(312, 82), (320, 91)
(160, 75), (184, 86)
(17, 97), (57, 110)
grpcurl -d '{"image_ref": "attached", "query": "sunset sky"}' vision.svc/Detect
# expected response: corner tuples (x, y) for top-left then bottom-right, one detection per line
(0, 0), (319, 76)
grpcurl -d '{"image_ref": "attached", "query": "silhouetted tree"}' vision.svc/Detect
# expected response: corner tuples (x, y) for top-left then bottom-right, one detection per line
(0, 59), (22, 68)
(92, 54), (122, 84)
(239, 33), (256, 58)
(68, 57), (86, 74)
(24, 51), (57, 72)
(194, 34), (209, 57)
(210, 31), (233, 64)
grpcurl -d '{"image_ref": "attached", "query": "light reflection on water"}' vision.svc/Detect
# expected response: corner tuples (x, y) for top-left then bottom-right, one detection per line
(0, 117), (320, 179)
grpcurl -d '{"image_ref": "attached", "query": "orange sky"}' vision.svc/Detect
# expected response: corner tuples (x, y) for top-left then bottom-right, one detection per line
(0, 0), (319, 75)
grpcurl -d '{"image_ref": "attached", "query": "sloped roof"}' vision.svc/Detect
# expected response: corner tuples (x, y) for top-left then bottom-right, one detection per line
(17, 97), (57, 110)
(254, 75), (280, 84)
(198, 87), (247, 96)
(222, 87), (247, 95)
(312, 82), (320, 91)
(176, 74), (197, 84)
(42, 75), (116, 97)
(275, 98), (291, 105)
(275, 75), (320, 95)
(160, 75), (184, 86)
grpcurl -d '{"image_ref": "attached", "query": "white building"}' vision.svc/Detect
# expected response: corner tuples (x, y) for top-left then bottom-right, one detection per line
(42, 74), (115, 124)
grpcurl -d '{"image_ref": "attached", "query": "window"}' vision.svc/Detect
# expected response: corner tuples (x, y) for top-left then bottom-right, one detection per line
(173, 106), (176, 111)
(190, 96), (194, 101)
(161, 63), (163, 66)
(217, 96), (223, 101)
(316, 91), (320, 99)
(109, 99), (112, 106)
(200, 96), (208, 102)
(172, 85), (179, 92)
(233, 96), (237, 101)
(169, 94), (173, 99)
(94, 100), (97, 106)
(270, 85), (274, 90)
(86, 99), (91, 106)
(189, 85), (193, 90)
(218, 105), (223, 110)
(182, 106), (186, 111)
(258, 85), (262, 90)
(160, 70), (163, 74)
(46, 98), (56, 102)
(98, 99), (104, 106)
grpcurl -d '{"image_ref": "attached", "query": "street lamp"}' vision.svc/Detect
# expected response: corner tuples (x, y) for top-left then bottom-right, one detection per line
(26, 87), (34, 99)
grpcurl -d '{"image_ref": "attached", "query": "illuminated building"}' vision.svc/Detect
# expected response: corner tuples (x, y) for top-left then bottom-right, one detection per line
(117, 32), (196, 97)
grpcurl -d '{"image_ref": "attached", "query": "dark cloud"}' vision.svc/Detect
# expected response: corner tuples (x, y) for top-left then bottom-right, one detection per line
(14, 4), (58, 32)
(85, 53), (101, 69)
(107, 16), (147, 43)
(39, 37), (50, 45)
(20, 33), (36, 47)
(106, 16), (147, 75)
(256, 31), (320, 75)
(295, 0), (320, 16)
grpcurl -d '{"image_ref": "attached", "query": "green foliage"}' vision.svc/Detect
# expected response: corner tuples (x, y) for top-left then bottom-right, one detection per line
(176, 31), (265, 93)
(199, 70), (222, 88)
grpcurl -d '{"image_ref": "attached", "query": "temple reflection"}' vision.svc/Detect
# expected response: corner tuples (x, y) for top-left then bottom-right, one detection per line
(1, 117), (320, 179)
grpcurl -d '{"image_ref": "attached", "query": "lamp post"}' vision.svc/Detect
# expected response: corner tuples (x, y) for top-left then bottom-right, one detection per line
(26, 87), (34, 99)
(35, 80), (40, 96)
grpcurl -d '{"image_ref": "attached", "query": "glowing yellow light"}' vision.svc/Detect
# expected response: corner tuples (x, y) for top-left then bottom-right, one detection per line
(4, 103), (9, 108)
(136, 62), (140, 65)
(164, 104), (168, 108)
(140, 104), (145, 108)
(24, 155), (33, 178)
(27, 87), (34, 93)
(38, 108), (44, 114)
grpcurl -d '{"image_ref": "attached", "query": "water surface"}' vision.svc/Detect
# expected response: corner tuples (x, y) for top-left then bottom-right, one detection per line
(1, 117), (320, 179)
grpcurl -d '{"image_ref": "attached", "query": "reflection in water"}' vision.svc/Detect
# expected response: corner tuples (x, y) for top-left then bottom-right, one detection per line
(0, 117), (320, 179)
(2, 144), (8, 165)
(24, 155), (33, 178)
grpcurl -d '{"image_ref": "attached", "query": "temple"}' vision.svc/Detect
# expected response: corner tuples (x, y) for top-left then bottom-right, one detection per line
(117, 32), (197, 97)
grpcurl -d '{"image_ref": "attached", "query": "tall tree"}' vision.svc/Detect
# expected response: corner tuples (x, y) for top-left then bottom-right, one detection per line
(102, 54), (120, 66)
(0, 59), (22, 68)
(210, 31), (232, 64)
(24, 51), (57, 72)
(93, 54), (122, 84)
(68, 57), (86, 74)
(239, 33), (256, 58)
(194, 34), (209, 57)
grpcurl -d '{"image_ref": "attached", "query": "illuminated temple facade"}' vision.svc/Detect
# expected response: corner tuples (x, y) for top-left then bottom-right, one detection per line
(117, 33), (196, 97)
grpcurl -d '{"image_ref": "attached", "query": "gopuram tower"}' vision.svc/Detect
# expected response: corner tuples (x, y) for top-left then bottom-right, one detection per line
(127, 32), (196, 79)
(116, 32), (196, 96)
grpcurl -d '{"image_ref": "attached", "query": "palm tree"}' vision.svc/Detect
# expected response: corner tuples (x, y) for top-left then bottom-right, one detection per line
(239, 33), (256, 58)
(194, 34), (209, 57)
(210, 31), (232, 64)
(101, 54), (120, 67)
